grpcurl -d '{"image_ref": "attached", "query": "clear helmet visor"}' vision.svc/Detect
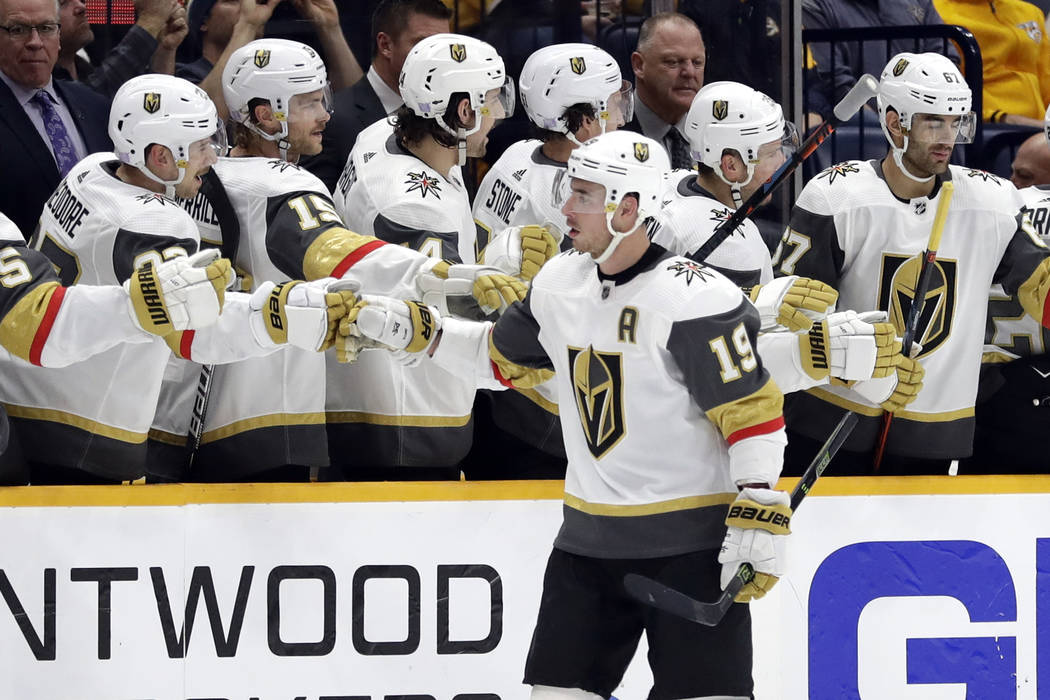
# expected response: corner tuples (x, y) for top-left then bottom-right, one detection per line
(555, 177), (612, 215)
(907, 112), (977, 145)
(287, 84), (334, 124)
(601, 80), (634, 131)
(481, 77), (516, 121)
(183, 123), (227, 167)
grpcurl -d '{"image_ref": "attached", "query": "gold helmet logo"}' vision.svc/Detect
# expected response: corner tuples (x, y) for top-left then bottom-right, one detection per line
(450, 43), (467, 63)
(143, 92), (160, 114)
(570, 56), (586, 75)
(712, 99), (729, 121)
(892, 58), (909, 77)
(633, 142), (649, 162)
(254, 49), (271, 69)
(569, 346), (625, 459)
(879, 252), (957, 358)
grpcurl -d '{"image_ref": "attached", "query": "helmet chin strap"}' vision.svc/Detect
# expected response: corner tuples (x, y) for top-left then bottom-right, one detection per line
(891, 135), (935, 183)
(565, 110), (609, 148)
(591, 209), (632, 265)
(248, 121), (294, 162)
(457, 130), (467, 167)
(142, 164), (185, 199)
(715, 162), (753, 208)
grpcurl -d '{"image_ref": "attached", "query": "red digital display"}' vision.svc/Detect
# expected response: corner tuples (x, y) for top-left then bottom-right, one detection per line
(86, 0), (137, 24)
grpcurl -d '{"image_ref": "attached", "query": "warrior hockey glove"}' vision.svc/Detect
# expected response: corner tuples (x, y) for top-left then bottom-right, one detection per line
(125, 248), (233, 336)
(417, 260), (527, 319)
(480, 225), (560, 281)
(799, 310), (902, 382)
(249, 278), (358, 352)
(748, 276), (838, 332)
(718, 487), (792, 603)
(345, 295), (442, 367)
(852, 354), (925, 412)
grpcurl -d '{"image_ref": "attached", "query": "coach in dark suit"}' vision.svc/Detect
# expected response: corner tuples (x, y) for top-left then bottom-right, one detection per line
(0, 0), (111, 239)
(301, 0), (450, 192)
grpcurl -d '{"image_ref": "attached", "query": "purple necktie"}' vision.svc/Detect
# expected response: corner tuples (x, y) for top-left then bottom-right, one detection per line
(31, 90), (78, 176)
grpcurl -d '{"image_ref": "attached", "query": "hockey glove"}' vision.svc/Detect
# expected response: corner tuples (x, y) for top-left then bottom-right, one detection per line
(718, 487), (792, 603)
(417, 260), (527, 320)
(749, 276), (838, 332)
(798, 310), (902, 382)
(852, 354), (925, 412)
(125, 248), (233, 336)
(480, 225), (560, 281)
(344, 295), (442, 367)
(249, 278), (358, 352)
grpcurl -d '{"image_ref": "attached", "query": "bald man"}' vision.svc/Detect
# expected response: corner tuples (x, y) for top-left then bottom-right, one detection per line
(1011, 131), (1050, 189)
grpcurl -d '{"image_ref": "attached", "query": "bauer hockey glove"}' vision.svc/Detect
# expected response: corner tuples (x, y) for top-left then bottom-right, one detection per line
(343, 295), (442, 367)
(249, 278), (358, 352)
(798, 310), (902, 382)
(416, 260), (528, 320)
(480, 225), (561, 281)
(852, 354), (925, 412)
(718, 487), (792, 603)
(747, 276), (838, 332)
(125, 248), (233, 336)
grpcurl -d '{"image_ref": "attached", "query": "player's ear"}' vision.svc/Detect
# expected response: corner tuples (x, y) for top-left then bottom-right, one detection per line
(456, 96), (474, 129)
(719, 149), (745, 179)
(885, 108), (905, 145)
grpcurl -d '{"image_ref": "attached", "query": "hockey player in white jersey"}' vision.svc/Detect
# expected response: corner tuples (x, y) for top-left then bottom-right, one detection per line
(344, 130), (916, 698)
(1, 74), (354, 484)
(328, 33), (521, 477)
(651, 81), (798, 288)
(773, 52), (1050, 476)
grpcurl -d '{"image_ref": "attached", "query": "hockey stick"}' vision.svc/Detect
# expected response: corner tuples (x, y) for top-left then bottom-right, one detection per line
(623, 411), (859, 627)
(693, 74), (880, 264)
(871, 180), (954, 472)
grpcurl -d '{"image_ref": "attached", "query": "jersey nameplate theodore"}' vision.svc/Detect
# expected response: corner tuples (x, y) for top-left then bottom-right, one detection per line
(879, 253), (957, 358)
(568, 345), (625, 459)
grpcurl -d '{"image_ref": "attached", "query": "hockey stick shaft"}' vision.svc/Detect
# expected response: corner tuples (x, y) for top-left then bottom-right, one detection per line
(623, 411), (859, 626)
(693, 74), (880, 264)
(872, 181), (954, 471)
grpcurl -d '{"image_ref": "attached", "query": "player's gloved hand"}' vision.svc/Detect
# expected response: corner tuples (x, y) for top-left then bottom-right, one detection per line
(852, 354), (925, 412)
(417, 260), (527, 319)
(798, 310), (902, 382)
(342, 295), (442, 367)
(125, 248), (233, 336)
(481, 225), (560, 281)
(748, 276), (838, 332)
(249, 278), (358, 352)
(718, 487), (792, 603)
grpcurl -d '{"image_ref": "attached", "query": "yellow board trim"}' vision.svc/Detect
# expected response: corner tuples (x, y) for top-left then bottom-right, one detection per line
(325, 411), (471, 428)
(807, 386), (975, 422)
(563, 491), (736, 516)
(4, 403), (147, 443)
(202, 411), (326, 444)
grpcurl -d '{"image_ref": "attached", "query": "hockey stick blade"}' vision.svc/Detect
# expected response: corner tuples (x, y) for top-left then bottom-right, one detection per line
(623, 412), (859, 626)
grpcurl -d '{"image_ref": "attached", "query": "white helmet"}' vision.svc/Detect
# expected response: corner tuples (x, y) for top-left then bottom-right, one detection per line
(685, 81), (798, 203)
(399, 33), (514, 143)
(109, 73), (225, 196)
(877, 52), (974, 182)
(564, 131), (670, 264)
(519, 43), (632, 144)
(223, 39), (331, 159)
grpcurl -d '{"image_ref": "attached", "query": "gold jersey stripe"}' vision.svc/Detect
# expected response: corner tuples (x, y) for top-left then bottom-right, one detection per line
(4, 403), (147, 443)
(564, 491), (736, 516)
(807, 386), (975, 421)
(514, 387), (559, 415)
(489, 333), (553, 389)
(705, 378), (783, 442)
(325, 411), (471, 428)
(303, 227), (384, 281)
(0, 280), (60, 363)
(981, 350), (1017, 364)
(201, 411), (326, 444)
(1017, 256), (1050, 328)
(148, 427), (186, 446)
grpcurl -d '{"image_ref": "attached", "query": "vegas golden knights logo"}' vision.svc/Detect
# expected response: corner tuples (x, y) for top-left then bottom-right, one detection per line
(892, 58), (909, 77)
(568, 345), (626, 459)
(878, 252), (957, 358)
(570, 56), (586, 74)
(633, 142), (649, 162)
(450, 43), (467, 63)
(143, 92), (160, 114)
(254, 49), (271, 68)
(712, 99), (729, 121)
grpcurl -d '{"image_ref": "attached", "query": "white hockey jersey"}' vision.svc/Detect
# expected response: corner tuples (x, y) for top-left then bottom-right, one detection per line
(473, 139), (570, 243)
(651, 171), (774, 288)
(985, 183), (1050, 358)
(774, 160), (1050, 459)
(432, 245), (786, 558)
(329, 118), (480, 468)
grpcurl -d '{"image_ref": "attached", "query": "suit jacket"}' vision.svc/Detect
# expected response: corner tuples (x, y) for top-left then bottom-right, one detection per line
(0, 78), (111, 238)
(301, 76), (388, 193)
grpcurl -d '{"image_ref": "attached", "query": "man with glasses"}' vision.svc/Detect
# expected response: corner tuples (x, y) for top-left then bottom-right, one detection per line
(773, 52), (1050, 475)
(0, 0), (110, 237)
